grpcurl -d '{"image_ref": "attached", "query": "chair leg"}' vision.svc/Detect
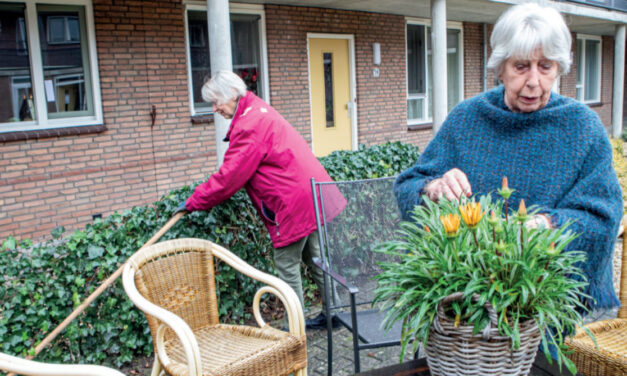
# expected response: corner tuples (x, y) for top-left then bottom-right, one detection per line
(295, 367), (308, 376)
(150, 357), (163, 376)
(350, 293), (360, 374)
(323, 273), (334, 376)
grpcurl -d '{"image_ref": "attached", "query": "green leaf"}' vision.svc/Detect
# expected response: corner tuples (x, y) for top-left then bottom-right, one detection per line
(87, 245), (105, 259)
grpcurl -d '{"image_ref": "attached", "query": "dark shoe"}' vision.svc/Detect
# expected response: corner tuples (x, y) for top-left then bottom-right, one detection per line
(306, 313), (340, 330)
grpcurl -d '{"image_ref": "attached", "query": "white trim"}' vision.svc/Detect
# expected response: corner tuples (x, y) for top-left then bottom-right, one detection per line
(576, 34), (602, 103)
(183, 3), (269, 116)
(306, 33), (358, 152)
(0, 0), (103, 133)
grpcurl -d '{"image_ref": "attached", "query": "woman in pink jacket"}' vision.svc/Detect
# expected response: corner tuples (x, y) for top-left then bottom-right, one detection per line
(178, 70), (345, 329)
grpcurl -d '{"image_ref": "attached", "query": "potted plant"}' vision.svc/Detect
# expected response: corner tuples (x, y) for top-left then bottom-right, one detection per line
(374, 178), (589, 375)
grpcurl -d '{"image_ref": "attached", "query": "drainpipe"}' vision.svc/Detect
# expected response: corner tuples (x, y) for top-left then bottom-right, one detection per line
(207, 0), (233, 165)
(612, 24), (626, 139)
(431, 0), (448, 133)
(483, 23), (487, 92)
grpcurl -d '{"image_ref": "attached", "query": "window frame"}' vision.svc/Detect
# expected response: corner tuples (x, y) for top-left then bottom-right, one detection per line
(0, 0), (102, 133)
(576, 34), (602, 104)
(183, 2), (269, 116)
(405, 18), (464, 126)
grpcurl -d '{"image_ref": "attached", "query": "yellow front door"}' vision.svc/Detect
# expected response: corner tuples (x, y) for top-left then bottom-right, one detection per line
(309, 37), (352, 157)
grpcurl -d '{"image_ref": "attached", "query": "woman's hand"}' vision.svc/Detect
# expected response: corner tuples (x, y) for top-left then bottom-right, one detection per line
(424, 168), (472, 202)
(524, 214), (552, 229)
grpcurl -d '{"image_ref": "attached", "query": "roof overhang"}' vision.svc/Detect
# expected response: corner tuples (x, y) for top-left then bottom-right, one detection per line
(232, 0), (627, 35)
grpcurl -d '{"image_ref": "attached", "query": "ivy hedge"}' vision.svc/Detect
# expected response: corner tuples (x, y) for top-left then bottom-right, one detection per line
(0, 141), (420, 367)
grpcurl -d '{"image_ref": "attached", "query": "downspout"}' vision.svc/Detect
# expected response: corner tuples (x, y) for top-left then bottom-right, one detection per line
(612, 24), (625, 139)
(431, 0), (448, 133)
(483, 23), (487, 92)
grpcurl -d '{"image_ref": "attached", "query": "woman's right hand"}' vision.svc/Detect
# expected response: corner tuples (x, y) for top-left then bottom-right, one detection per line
(424, 168), (472, 202)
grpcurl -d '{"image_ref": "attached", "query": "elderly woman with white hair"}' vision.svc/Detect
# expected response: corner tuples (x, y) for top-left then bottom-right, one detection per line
(177, 70), (346, 330)
(395, 3), (622, 311)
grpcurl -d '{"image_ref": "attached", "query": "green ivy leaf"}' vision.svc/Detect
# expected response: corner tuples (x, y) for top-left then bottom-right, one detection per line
(87, 245), (105, 259)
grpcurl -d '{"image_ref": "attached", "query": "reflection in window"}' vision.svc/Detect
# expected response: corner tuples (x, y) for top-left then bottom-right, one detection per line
(323, 52), (334, 128)
(0, 3), (35, 123)
(38, 5), (93, 118)
(186, 10), (263, 114)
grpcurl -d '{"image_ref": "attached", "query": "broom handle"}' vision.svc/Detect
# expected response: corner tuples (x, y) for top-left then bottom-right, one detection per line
(17, 211), (186, 365)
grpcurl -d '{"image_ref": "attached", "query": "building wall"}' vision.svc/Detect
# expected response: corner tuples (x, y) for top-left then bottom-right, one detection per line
(0, 2), (619, 242)
(264, 5), (433, 151)
(0, 0), (213, 241)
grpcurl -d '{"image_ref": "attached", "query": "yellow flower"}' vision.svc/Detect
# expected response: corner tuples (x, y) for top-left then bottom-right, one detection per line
(459, 202), (484, 229)
(440, 214), (461, 237)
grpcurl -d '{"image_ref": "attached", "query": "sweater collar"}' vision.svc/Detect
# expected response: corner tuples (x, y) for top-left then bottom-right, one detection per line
(479, 85), (564, 129)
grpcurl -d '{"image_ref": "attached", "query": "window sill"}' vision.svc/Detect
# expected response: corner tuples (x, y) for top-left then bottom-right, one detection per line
(191, 113), (214, 124)
(586, 102), (603, 108)
(0, 124), (107, 142)
(408, 122), (433, 131)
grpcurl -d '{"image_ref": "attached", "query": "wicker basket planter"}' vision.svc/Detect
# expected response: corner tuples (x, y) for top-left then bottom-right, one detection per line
(426, 292), (542, 376)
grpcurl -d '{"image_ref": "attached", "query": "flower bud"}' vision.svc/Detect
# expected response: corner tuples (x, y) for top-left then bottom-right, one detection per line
(498, 176), (514, 199)
(546, 242), (561, 256)
(516, 199), (528, 222)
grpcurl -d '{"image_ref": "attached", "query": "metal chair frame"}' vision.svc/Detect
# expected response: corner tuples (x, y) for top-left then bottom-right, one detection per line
(311, 176), (412, 375)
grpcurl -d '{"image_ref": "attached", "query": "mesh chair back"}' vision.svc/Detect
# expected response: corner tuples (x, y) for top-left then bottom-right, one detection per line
(316, 176), (401, 305)
(134, 247), (220, 345)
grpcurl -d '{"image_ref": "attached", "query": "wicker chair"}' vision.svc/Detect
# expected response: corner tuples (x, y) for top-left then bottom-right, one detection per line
(122, 238), (307, 376)
(565, 219), (627, 375)
(0, 352), (124, 376)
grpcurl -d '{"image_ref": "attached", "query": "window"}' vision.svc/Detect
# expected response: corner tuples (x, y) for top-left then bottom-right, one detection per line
(576, 35), (601, 103)
(0, 0), (101, 131)
(46, 15), (79, 44)
(406, 22), (463, 125)
(185, 5), (267, 115)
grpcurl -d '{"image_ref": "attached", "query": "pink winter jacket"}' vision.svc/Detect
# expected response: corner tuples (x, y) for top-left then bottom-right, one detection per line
(186, 91), (346, 248)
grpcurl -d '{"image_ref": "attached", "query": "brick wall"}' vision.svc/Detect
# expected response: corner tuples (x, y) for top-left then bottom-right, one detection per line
(0, 0), (214, 241)
(264, 5), (432, 151)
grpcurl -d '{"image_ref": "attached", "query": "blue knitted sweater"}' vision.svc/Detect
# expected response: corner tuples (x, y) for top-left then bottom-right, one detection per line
(395, 85), (623, 309)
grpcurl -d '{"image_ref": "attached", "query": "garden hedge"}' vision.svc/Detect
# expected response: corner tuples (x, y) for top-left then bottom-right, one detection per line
(0, 141), (420, 367)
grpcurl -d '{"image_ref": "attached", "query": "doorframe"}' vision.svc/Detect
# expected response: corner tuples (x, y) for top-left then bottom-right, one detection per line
(306, 33), (358, 153)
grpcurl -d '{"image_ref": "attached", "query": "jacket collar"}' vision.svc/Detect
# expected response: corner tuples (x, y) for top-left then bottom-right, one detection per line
(223, 91), (252, 142)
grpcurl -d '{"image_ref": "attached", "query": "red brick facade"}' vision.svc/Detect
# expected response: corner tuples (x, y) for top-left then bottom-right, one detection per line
(0, 0), (212, 241)
(0, 1), (619, 242)
(264, 5), (433, 150)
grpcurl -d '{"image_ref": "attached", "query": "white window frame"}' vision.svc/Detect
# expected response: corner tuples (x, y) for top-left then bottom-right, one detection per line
(576, 34), (602, 104)
(405, 18), (464, 126)
(183, 2), (269, 116)
(0, 0), (102, 133)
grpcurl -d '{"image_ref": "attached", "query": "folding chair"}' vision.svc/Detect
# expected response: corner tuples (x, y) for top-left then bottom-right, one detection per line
(311, 176), (408, 374)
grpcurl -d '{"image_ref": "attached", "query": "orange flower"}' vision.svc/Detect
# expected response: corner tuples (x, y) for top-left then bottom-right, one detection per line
(459, 202), (484, 229)
(424, 225), (431, 233)
(440, 214), (461, 237)
(502, 177), (509, 190)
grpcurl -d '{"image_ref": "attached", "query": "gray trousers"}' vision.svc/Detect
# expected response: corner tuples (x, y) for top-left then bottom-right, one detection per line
(274, 230), (327, 313)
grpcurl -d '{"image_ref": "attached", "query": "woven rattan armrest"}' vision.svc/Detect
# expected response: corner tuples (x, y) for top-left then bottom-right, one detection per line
(0, 352), (124, 376)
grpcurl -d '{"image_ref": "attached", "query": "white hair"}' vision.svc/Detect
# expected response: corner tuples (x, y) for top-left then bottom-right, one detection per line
(201, 70), (248, 104)
(487, 2), (572, 75)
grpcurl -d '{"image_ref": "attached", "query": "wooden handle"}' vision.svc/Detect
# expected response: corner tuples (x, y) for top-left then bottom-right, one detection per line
(16, 211), (186, 367)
